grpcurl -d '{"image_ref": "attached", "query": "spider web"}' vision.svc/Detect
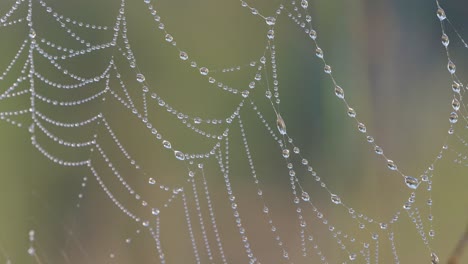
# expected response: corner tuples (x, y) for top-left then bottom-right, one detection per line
(0, 0), (466, 263)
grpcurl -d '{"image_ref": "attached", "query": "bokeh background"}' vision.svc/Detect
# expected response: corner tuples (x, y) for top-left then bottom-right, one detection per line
(0, 0), (467, 263)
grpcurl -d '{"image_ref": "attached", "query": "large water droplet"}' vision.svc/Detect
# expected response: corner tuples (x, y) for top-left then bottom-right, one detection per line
(357, 123), (366, 133)
(331, 194), (341, 204)
(174, 150), (185, 160)
(447, 60), (456, 74)
(315, 47), (323, 58)
(136, 73), (145, 83)
(282, 149), (290, 158)
(309, 30), (317, 40)
(349, 253), (356, 261)
(301, 0), (308, 9)
(452, 98), (460, 111)
(334, 85), (344, 99)
(431, 252), (439, 264)
(277, 114), (287, 135)
(449, 112), (458, 124)
(165, 34), (173, 42)
(404, 176), (419, 189)
(437, 8), (446, 21)
(162, 140), (171, 149)
(199, 67), (209, 75)
(387, 160), (397, 170)
(179, 51), (188, 60)
(265, 17), (276, 26)
(441, 33), (449, 47)
(324, 65), (332, 74)
(301, 191), (310, 202)
(347, 108), (356, 117)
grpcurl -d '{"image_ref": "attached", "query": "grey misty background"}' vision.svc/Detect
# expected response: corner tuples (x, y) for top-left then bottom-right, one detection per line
(0, 0), (467, 263)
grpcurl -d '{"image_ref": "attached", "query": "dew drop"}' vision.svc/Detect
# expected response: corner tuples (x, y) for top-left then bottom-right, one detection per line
(374, 146), (383, 155)
(452, 98), (460, 111)
(441, 33), (449, 47)
(267, 29), (275, 39)
(179, 51), (188, 60)
(334, 85), (344, 99)
(404, 176), (419, 189)
(29, 29), (36, 39)
(174, 150), (185, 160)
(265, 17), (276, 26)
(447, 60), (456, 74)
(437, 7), (446, 21)
(347, 108), (356, 117)
(324, 65), (332, 74)
(152, 208), (160, 215)
(431, 252), (439, 264)
(241, 90), (249, 98)
(387, 160), (397, 171)
(282, 149), (290, 158)
(349, 253), (357, 261)
(165, 34), (173, 42)
(162, 140), (171, 149)
(452, 82), (461, 93)
(277, 114), (287, 135)
(136, 73), (145, 83)
(301, 0), (308, 9)
(199, 67), (209, 75)
(148, 178), (156, 184)
(309, 30), (317, 40)
(331, 194), (341, 204)
(301, 191), (310, 202)
(380, 223), (388, 229)
(315, 47), (323, 58)
(357, 123), (366, 133)
(449, 112), (458, 124)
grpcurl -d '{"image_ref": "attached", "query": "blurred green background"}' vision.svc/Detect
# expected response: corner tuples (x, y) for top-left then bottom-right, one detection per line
(0, 0), (467, 263)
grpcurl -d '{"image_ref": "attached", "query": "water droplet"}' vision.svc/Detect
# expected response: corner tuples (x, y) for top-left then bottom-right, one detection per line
(374, 146), (383, 155)
(136, 73), (145, 83)
(152, 208), (160, 215)
(404, 176), (419, 189)
(265, 17), (276, 26)
(148, 178), (156, 184)
(334, 85), (344, 99)
(437, 7), (446, 21)
(282, 149), (290, 158)
(431, 252), (439, 264)
(331, 194), (341, 204)
(324, 65), (332, 74)
(241, 90), (249, 98)
(429, 230), (435, 237)
(349, 253), (357, 261)
(441, 33), (449, 47)
(403, 202), (411, 210)
(309, 30), (317, 40)
(199, 67), (209, 75)
(301, 0), (309, 9)
(357, 123), (366, 133)
(179, 51), (188, 60)
(347, 108), (356, 117)
(193, 117), (202, 124)
(174, 150), (185, 160)
(315, 47), (323, 58)
(301, 191), (310, 202)
(380, 223), (388, 229)
(165, 34), (173, 42)
(447, 60), (456, 74)
(277, 114), (287, 135)
(452, 82), (461, 93)
(265, 90), (272, 98)
(387, 160), (397, 170)
(162, 140), (171, 149)
(449, 112), (458, 124)
(29, 29), (36, 39)
(267, 29), (275, 39)
(452, 98), (460, 111)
